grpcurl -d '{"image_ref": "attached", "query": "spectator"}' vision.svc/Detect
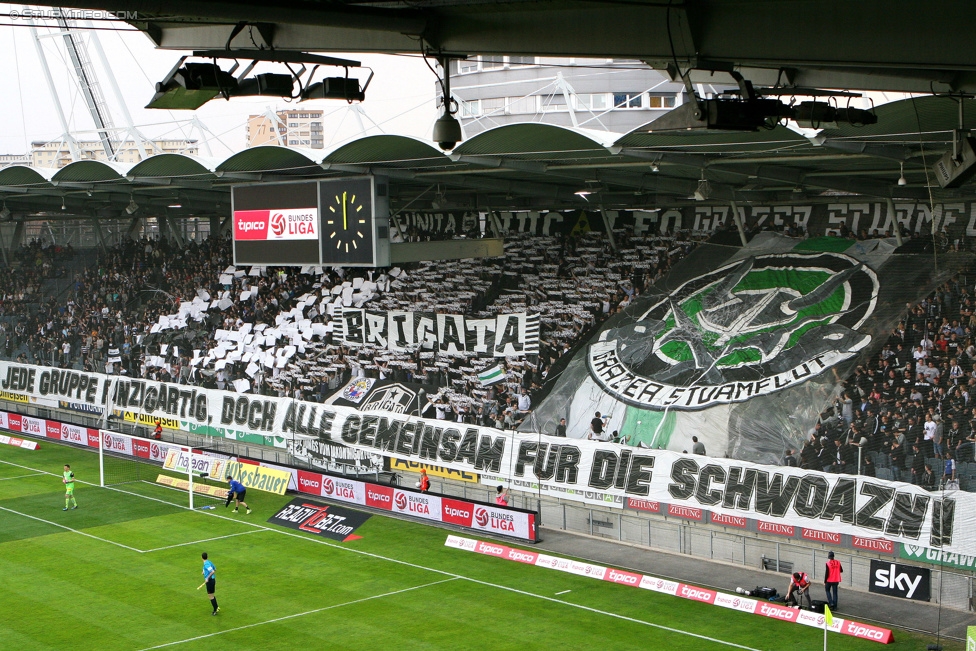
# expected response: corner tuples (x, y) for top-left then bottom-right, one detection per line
(781, 448), (798, 467)
(588, 411), (609, 441)
(691, 436), (706, 455)
(554, 418), (567, 437)
(943, 452), (956, 488)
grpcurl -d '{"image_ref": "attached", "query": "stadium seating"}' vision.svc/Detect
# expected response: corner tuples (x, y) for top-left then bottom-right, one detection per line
(0, 228), (700, 430)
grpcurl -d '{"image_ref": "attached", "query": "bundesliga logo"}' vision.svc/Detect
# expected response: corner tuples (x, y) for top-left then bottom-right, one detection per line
(270, 213), (286, 237)
(474, 507), (488, 526)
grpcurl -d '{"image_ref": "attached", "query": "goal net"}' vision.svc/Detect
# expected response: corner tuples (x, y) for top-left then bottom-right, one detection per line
(98, 429), (227, 509)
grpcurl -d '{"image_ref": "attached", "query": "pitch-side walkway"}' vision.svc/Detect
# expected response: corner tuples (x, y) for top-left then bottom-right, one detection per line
(536, 527), (975, 641)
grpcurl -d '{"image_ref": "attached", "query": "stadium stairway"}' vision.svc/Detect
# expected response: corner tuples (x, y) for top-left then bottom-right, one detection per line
(535, 527), (975, 641)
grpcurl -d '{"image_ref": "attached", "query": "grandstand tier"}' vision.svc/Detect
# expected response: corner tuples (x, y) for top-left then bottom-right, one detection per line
(525, 232), (969, 464)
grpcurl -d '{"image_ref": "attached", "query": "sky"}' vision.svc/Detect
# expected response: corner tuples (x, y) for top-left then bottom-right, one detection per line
(0, 6), (438, 158)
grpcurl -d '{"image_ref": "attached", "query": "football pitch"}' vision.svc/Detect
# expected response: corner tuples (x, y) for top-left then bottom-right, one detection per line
(0, 441), (960, 651)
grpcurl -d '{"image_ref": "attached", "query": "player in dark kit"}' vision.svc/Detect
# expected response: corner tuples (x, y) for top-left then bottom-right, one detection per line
(225, 476), (251, 514)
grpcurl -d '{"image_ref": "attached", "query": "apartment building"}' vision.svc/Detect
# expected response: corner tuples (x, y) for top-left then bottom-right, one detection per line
(30, 139), (198, 168)
(246, 110), (325, 149)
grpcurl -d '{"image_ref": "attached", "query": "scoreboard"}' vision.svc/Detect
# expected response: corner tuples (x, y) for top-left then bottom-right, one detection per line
(232, 176), (390, 267)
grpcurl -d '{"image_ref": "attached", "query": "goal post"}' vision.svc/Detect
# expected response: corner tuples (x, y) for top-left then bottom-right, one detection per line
(97, 428), (227, 509)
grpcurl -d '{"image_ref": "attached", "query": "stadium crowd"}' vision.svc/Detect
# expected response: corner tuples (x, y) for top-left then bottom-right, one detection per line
(0, 227), (700, 430)
(791, 268), (976, 490)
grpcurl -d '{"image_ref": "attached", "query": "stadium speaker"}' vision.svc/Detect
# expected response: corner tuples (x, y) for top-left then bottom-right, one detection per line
(932, 136), (976, 188)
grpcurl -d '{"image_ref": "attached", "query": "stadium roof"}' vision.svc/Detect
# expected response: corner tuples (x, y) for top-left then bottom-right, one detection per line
(1, 96), (974, 223)
(23, 0), (976, 94)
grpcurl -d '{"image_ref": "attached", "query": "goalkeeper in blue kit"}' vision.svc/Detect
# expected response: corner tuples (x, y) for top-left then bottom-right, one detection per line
(225, 477), (251, 514)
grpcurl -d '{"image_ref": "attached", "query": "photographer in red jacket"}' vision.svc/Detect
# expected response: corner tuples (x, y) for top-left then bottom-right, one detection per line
(786, 571), (813, 609)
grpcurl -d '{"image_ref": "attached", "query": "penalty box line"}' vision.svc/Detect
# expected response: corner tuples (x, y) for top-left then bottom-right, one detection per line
(0, 460), (260, 554)
(111, 490), (762, 651)
(0, 504), (144, 553)
(2, 459), (760, 651)
(136, 578), (460, 650)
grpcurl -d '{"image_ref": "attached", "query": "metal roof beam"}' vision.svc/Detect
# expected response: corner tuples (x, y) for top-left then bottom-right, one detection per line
(816, 139), (915, 162)
(448, 155), (549, 175)
(730, 163), (929, 200)
(326, 163), (577, 201)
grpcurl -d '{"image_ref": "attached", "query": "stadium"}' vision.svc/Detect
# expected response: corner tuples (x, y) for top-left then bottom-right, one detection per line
(1, 2), (976, 650)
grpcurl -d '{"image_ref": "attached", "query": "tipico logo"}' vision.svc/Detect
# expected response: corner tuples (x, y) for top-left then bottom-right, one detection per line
(588, 252), (878, 410)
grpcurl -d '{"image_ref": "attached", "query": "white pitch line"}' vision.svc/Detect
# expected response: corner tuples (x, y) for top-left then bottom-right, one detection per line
(0, 504), (145, 553)
(0, 472), (44, 481)
(142, 530), (263, 553)
(0, 458), (762, 651)
(555, 589), (571, 595)
(136, 577), (460, 650)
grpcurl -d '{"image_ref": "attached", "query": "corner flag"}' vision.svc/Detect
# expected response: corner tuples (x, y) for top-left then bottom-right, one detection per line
(823, 604), (833, 651)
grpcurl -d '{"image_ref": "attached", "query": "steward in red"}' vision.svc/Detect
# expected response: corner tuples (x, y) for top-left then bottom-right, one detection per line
(824, 551), (843, 609)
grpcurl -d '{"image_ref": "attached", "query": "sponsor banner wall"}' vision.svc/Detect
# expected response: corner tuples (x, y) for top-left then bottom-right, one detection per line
(480, 472), (624, 509)
(869, 560), (931, 601)
(0, 434), (38, 450)
(162, 449), (228, 480)
(268, 498), (370, 542)
(295, 466), (538, 542)
(388, 457), (480, 483)
(224, 459), (290, 495)
(395, 202), (976, 240)
(0, 360), (972, 556)
(445, 535), (893, 644)
(900, 543), (976, 571)
(339, 308), (539, 357)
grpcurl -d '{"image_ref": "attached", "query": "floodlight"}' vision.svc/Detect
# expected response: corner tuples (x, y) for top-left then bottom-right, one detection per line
(146, 61), (239, 110)
(125, 196), (139, 215)
(236, 74), (296, 98)
(793, 102), (877, 129)
(897, 162), (908, 186)
(301, 77), (366, 102)
(148, 52), (368, 111)
(648, 97), (792, 132)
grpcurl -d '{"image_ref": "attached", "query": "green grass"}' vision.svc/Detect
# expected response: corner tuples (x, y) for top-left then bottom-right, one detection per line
(0, 441), (961, 651)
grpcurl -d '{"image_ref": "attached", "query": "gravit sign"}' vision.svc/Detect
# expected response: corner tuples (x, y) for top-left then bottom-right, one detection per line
(869, 560), (930, 601)
(268, 498), (370, 541)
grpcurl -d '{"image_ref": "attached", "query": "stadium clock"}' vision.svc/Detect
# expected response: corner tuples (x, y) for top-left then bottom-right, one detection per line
(318, 176), (389, 267)
(325, 187), (368, 255)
